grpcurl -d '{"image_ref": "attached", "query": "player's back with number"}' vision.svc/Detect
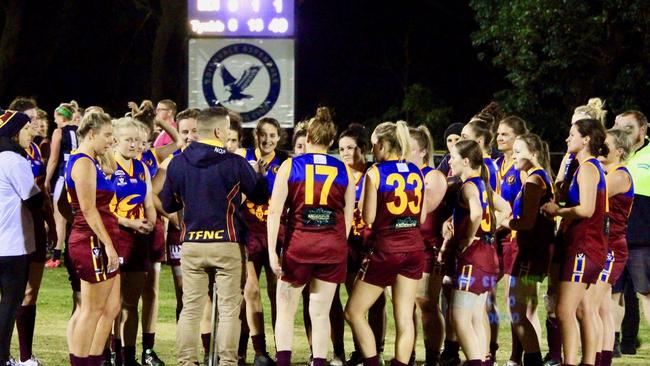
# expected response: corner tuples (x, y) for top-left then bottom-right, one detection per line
(284, 153), (350, 262)
(368, 160), (424, 252)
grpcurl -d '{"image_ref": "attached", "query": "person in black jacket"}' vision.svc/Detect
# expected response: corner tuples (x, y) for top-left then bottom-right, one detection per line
(160, 107), (268, 366)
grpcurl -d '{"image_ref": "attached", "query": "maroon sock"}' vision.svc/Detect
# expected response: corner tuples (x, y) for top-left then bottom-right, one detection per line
(201, 333), (211, 356)
(69, 354), (87, 366)
(313, 358), (326, 366)
(251, 334), (267, 356)
(483, 357), (494, 366)
(443, 340), (460, 356)
(600, 351), (612, 366)
(238, 331), (249, 357)
(363, 356), (379, 366)
(547, 317), (563, 361)
(489, 342), (499, 361)
(594, 352), (601, 366)
(276, 350), (291, 366)
(561, 364), (576, 366)
(16, 305), (36, 362)
(579, 364), (594, 366)
(390, 359), (408, 366)
(142, 332), (155, 350)
(466, 360), (482, 366)
(333, 342), (345, 358)
(510, 325), (523, 364)
(122, 346), (136, 362)
(87, 355), (104, 366)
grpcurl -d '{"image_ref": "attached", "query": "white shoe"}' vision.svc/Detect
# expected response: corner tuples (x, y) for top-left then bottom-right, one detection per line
(503, 361), (520, 366)
(16, 356), (42, 366)
(330, 356), (344, 366)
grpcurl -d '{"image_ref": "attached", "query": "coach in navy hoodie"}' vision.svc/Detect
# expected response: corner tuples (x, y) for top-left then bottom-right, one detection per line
(160, 106), (267, 366)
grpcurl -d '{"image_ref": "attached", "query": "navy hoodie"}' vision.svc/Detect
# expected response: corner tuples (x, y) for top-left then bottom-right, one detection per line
(160, 139), (268, 244)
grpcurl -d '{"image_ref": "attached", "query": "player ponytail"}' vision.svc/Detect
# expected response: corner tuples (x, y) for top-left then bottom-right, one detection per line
(574, 118), (609, 157)
(373, 120), (411, 161)
(307, 106), (337, 147)
(409, 125), (435, 167)
(467, 119), (493, 152)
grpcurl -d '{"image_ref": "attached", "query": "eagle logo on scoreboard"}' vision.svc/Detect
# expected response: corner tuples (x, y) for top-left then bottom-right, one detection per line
(202, 43), (281, 123)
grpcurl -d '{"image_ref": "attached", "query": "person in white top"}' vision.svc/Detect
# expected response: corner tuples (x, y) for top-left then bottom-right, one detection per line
(0, 110), (43, 366)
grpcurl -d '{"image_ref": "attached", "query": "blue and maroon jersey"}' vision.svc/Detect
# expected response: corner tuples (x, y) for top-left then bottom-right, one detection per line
(367, 160), (424, 253)
(483, 156), (498, 192)
(453, 175), (498, 272)
(349, 170), (368, 247)
(110, 158), (148, 220)
(239, 148), (287, 252)
(496, 156), (526, 205)
(419, 166), (446, 250)
(608, 165), (634, 243)
(26, 142), (46, 184)
(512, 167), (555, 247)
(65, 152), (118, 234)
(563, 157), (608, 265)
(283, 153), (350, 263)
(140, 149), (159, 178)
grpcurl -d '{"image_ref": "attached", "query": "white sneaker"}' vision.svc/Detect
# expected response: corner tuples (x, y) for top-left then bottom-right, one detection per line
(330, 356), (344, 366)
(503, 361), (520, 366)
(16, 356), (42, 366)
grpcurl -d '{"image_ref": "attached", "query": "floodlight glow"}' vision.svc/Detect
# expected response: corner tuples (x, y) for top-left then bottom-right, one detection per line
(197, 0), (219, 11)
(227, 0), (239, 12)
(268, 17), (288, 33)
(248, 18), (264, 32)
(227, 18), (239, 31)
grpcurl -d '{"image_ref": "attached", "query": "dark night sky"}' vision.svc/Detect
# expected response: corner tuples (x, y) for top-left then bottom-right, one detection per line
(0, 1), (504, 135)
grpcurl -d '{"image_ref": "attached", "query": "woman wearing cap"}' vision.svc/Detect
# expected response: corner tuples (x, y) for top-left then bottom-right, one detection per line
(0, 111), (44, 366)
(44, 103), (78, 268)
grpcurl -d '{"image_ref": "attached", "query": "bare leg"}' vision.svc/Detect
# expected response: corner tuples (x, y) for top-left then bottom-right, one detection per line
(344, 280), (385, 358)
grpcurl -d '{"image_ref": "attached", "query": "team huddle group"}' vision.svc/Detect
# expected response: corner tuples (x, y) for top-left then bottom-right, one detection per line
(0, 97), (647, 366)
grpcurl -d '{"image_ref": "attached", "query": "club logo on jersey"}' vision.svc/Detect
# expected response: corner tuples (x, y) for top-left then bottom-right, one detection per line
(507, 175), (516, 185)
(116, 176), (128, 187)
(138, 172), (145, 182)
(92, 247), (102, 258)
(246, 201), (268, 222)
(272, 165), (280, 175)
(202, 43), (281, 123)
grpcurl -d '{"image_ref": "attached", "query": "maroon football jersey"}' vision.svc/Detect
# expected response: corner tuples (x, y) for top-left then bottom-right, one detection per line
(419, 166), (446, 249)
(368, 160), (424, 253)
(284, 153), (350, 263)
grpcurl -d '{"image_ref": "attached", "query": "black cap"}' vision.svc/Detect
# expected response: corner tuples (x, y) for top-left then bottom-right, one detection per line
(444, 122), (464, 140)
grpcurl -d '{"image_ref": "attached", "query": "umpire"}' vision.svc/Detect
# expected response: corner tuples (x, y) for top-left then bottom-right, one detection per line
(160, 107), (268, 366)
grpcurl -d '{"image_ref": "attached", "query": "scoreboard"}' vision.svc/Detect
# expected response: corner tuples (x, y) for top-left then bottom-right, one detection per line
(188, 0), (295, 37)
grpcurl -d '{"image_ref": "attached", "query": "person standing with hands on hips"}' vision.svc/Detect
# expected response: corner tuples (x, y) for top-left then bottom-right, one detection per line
(160, 107), (270, 366)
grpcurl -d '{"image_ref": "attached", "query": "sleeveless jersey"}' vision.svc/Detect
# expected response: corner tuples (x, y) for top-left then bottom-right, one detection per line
(284, 153), (349, 263)
(367, 160), (424, 253)
(140, 149), (159, 178)
(240, 148), (286, 238)
(26, 142), (46, 184)
(608, 165), (634, 243)
(453, 175), (498, 272)
(484, 156), (498, 192)
(65, 152), (118, 234)
(496, 156), (525, 205)
(110, 158), (148, 220)
(512, 167), (555, 248)
(563, 157), (608, 265)
(57, 125), (79, 177)
(419, 166), (446, 249)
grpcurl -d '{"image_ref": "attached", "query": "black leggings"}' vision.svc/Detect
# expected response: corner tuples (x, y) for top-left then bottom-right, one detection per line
(0, 255), (29, 361)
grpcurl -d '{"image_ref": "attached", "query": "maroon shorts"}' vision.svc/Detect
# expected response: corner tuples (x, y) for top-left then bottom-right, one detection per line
(599, 250), (627, 285)
(511, 244), (551, 282)
(116, 228), (151, 272)
(560, 252), (603, 285)
(64, 249), (81, 292)
(68, 231), (119, 284)
(280, 253), (347, 286)
(166, 226), (183, 267)
(148, 218), (166, 263)
(500, 233), (518, 276)
(359, 249), (424, 287)
(453, 262), (498, 295)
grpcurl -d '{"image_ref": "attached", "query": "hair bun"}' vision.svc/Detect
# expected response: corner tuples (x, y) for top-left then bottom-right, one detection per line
(315, 106), (332, 122)
(587, 98), (604, 111)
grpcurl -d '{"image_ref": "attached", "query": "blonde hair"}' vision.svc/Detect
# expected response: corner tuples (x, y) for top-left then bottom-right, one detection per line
(607, 128), (633, 162)
(409, 125), (435, 166)
(113, 117), (143, 138)
(573, 98), (607, 125)
(77, 112), (112, 139)
(307, 107), (337, 147)
(373, 120), (411, 160)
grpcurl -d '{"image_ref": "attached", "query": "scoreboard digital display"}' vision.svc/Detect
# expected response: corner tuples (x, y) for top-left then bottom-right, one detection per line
(188, 0), (295, 37)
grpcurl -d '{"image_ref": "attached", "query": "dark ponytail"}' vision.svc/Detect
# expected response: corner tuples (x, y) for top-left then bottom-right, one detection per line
(574, 118), (609, 157)
(456, 139), (496, 235)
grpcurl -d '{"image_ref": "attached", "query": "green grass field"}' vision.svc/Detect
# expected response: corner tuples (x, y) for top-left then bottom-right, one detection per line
(11, 266), (650, 365)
